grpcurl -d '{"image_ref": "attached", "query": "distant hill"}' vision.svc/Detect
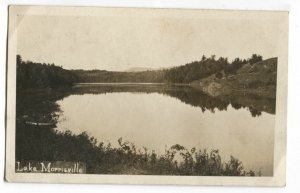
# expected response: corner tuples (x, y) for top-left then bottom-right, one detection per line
(125, 67), (154, 72)
(71, 69), (166, 83)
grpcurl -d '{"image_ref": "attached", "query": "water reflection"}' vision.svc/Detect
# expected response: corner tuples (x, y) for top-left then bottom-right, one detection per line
(70, 84), (276, 116)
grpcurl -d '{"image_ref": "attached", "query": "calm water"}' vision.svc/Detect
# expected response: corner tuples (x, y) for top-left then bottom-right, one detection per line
(55, 84), (275, 175)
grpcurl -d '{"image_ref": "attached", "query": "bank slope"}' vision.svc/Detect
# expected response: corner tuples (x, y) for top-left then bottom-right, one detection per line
(191, 57), (278, 99)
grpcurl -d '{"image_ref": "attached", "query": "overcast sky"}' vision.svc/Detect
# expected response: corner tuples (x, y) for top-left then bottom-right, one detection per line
(17, 8), (286, 71)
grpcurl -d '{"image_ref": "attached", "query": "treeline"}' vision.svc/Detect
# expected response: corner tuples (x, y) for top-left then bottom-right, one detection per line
(72, 69), (165, 83)
(16, 54), (263, 87)
(163, 54), (263, 83)
(165, 55), (227, 83)
(73, 54), (263, 83)
(16, 55), (79, 89)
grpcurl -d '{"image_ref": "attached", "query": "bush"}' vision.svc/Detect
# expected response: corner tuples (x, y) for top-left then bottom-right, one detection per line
(16, 121), (256, 176)
(215, 71), (223, 79)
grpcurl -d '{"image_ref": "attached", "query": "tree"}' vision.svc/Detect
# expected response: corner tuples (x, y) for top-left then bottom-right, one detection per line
(249, 54), (263, 65)
(17, 55), (22, 65)
(211, 55), (216, 61)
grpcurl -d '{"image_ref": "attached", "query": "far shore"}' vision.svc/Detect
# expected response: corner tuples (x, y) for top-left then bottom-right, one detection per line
(74, 82), (166, 85)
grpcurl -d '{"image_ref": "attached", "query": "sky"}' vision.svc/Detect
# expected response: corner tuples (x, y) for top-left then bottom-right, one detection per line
(16, 8), (287, 71)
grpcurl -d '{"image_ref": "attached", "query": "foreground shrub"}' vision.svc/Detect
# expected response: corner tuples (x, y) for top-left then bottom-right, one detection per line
(16, 124), (257, 176)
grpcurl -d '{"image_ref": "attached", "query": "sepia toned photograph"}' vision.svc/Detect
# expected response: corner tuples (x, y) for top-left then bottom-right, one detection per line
(5, 6), (288, 186)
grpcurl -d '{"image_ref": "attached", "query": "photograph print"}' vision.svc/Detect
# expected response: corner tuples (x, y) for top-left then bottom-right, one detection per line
(5, 6), (288, 186)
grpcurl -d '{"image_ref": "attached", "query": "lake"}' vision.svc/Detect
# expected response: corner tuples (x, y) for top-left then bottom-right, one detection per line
(54, 83), (275, 176)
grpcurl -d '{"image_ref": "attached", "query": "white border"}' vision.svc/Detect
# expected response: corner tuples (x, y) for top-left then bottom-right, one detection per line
(1, 0), (299, 193)
(5, 5), (288, 187)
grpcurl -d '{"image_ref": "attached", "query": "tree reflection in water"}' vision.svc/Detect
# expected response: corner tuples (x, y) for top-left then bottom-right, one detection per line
(70, 84), (275, 116)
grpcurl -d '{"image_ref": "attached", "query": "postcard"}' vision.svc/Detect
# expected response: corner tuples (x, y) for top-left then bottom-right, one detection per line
(5, 5), (288, 186)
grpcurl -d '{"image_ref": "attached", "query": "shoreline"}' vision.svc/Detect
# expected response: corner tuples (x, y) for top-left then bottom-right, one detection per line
(73, 82), (276, 99)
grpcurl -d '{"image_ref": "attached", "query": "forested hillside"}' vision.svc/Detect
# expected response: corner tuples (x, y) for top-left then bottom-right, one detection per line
(16, 55), (79, 89)
(164, 56), (228, 83)
(16, 54), (264, 87)
(192, 57), (277, 98)
(72, 54), (263, 83)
